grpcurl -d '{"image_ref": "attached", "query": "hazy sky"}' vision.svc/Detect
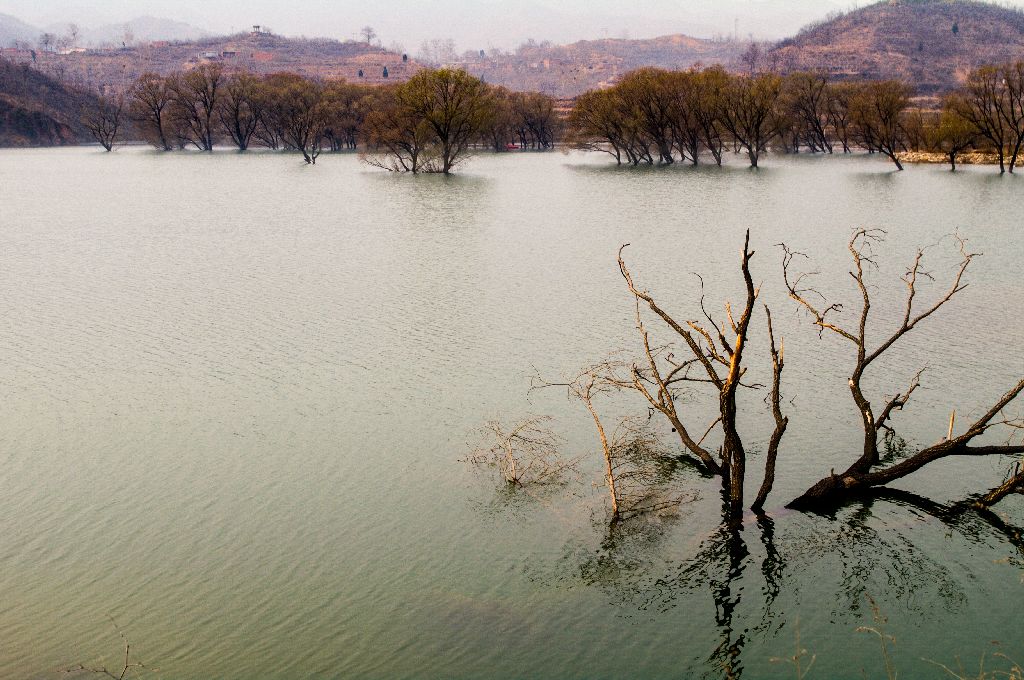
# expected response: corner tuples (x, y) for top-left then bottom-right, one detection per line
(6, 0), (1024, 49)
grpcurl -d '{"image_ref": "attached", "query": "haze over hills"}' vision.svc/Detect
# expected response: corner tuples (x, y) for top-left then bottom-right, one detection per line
(67, 17), (211, 46)
(0, 14), (210, 48)
(0, 13), (41, 47)
(0, 0), (851, 50)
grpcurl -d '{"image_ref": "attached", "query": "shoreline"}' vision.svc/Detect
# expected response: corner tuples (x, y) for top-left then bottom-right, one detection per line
(898, 150), (1002, 165)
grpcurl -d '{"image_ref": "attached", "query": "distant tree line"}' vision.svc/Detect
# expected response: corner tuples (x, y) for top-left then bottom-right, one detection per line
(568, 62), (1024, 173)
(85, 64), (560, 171)
(80, 60), (1024, 174)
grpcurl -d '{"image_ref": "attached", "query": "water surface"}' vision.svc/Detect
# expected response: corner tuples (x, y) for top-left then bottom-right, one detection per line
(0, 148), (1022, 679)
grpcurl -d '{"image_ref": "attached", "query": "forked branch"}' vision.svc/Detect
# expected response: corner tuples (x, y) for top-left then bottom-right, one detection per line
(786, 229), (1022, 510)
(618, 231), (786, 517)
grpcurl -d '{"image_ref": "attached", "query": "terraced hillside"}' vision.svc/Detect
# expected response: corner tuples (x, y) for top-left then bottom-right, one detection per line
(0, 31), (423, 93)
(457, 35), (746, 97)
(772, 0), (1024, 92)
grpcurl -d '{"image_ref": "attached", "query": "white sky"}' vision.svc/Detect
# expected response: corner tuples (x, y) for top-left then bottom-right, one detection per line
(4, 0), (1024, 50)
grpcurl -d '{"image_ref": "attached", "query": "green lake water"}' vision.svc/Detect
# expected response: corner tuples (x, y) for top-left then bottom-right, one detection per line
(0, 147), (1022, 679)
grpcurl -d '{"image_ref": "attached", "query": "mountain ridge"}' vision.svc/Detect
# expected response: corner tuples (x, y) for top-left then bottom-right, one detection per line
(771, 0), (1024, 92)
(2, 0), (1024, 103)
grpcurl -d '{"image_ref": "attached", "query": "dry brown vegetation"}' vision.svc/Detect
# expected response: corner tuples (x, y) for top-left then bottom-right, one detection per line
(454, 35), (745, 98)
(0, 57), (94, 145)
(772, 0), (1024, 94)
(2, 31), (422, 95)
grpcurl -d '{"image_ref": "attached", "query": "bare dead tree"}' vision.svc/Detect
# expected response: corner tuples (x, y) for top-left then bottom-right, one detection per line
(606, 417), (689, 518)
(82, 94), (124, 152)
(976, 461), (1024, 509)
(466, 416), (578, 487)
(783, 230), (1024, 508)
(752, 306), (788, 512)
(618, 230), (787, 519)
(531, 359), (687, 520)
(534, 361), (628, 518)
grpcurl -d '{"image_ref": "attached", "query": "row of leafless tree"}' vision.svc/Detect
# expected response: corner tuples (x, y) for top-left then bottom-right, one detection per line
(82, 65), (560, 170)
(568, 62), (1024, 172)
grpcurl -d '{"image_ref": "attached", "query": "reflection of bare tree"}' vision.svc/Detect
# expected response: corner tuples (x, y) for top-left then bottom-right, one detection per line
(549, 492), (1024, 678)
(706, 521), (750, 679)
(867, 488), (1024, 566)
(755, 513), (785, 631)
(555, 509), (781, 678)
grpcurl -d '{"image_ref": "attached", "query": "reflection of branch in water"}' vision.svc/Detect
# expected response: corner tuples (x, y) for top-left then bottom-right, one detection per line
(756, 513), (785, 632)
(567, 514), (680, 609)
(557, 510), (784, 679)
(785, 499), (970, 617)
(785, 489), (1024, 620)
(867, 488), (1024, 569)
(546, 489), (1024, 678)
(707, 521), (749, 680)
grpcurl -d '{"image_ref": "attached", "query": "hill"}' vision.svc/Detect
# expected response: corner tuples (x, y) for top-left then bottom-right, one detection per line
(771, 0), (1024, 92)
(2, 0), (1024, 114)
(0, 30), (422, 92)
(0, 57), (93, 146)
(455, 35), (745, 97)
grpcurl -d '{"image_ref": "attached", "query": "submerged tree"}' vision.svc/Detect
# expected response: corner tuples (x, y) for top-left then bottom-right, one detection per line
(782, 71), (834, 153)
(261, 73), (328, 164)
(65, 619), (154, 679)
(534, 361), (688, 520)
(719, 73), (783, 168)
(169, 63), (225, 151)
(217, 72), (262, 151)
(782, 230), (1024, 508)
(362, 68), (495, 174)
(928, 102), (976, 171)
(322, 82), (376, 151)
(362, 85), (435, 172)
(467, 417), (578, 488)
(848, 80), (912, 170)
(551, 230), (1023, 524)
(129, 73), (174, 151)
(616, 232), (787, 520)
(83, 93), (124, 152)
(407, 68), (496, 174)
(952, 66), (1010, 173)
(567, 88), (636, 165)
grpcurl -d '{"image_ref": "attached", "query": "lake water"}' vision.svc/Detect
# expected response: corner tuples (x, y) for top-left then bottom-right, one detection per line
(0, 147), (1022, 679)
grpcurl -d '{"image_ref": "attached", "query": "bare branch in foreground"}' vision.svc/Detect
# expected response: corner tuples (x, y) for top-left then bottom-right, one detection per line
(63, 620), (155, 680)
